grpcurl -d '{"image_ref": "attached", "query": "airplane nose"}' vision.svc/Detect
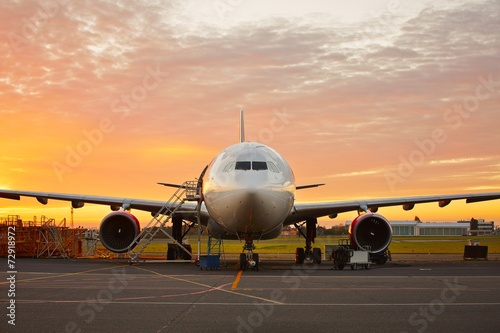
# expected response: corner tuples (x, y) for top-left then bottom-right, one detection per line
(234, 190), (271, 231)
(236, 190), (258, 215)
(234, 171), (268, 189)
(203, 177), (295, 235)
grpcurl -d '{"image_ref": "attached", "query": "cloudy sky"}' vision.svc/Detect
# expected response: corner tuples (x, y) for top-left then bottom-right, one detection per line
(1, 0), (499, 227)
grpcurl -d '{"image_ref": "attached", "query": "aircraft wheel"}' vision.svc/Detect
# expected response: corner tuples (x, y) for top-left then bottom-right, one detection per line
(239, 253), (247, 270)
(253, 253), (259, 271)
(167, 244), (175, 260)
(295, 248), (305, 264)
(312, 247), (322, 264)
(182, 244), (192, 260)
(376, 257), (388, 265)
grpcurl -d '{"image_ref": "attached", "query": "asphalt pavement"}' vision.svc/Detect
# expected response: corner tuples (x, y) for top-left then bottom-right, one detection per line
(1, 257), (500, 333)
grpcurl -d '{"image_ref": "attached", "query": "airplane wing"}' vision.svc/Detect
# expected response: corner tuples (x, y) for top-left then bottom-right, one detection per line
(296, 183), (325, 190)
(2, 189), (500, 226)
(0, 189), (204, 222)
(286, 192), (500, 224)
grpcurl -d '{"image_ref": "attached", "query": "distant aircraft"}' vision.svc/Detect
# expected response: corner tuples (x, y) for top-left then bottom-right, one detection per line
(1, 111), (500, 270)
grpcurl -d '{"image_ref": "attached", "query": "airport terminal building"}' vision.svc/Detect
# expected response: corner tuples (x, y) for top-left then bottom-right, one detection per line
(389, 221), (470, 236)
(345, 221), (470, 236)
(345, 219), (494, 236)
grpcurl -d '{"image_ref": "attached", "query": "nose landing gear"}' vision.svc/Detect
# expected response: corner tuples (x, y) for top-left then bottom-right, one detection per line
(239, 236), (259, 270)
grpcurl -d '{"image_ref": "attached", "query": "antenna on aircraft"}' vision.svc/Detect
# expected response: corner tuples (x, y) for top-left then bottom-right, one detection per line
(239, 109), (245, 143)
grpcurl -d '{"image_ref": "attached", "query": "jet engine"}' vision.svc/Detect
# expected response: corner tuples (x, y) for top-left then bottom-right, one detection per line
(349, 213), (392, 253)
(99, 211), (140, 253)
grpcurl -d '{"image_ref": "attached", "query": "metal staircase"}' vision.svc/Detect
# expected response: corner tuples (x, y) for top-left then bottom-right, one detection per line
(127, 180), (202, 263)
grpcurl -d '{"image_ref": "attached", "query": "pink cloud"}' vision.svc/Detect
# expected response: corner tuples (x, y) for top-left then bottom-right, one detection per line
(0, 0), (499, 225)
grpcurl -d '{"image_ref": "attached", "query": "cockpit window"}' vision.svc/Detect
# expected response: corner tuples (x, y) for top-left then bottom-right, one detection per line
(267, 161), (279, 173)
(235, 161), (251, 171)
(234, 161), (269, 171)
(252, 161), (268, 171)
(222, 161), (236, 172)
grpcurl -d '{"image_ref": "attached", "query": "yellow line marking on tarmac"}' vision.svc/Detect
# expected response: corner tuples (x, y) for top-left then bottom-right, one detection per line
(130, 265), (283, 305)
(0, 265), (124, 284)
(232, 270), (243, 290)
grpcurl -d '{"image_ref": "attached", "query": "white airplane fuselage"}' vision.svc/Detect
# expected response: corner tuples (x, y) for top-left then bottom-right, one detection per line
(202, 142), (296, 238)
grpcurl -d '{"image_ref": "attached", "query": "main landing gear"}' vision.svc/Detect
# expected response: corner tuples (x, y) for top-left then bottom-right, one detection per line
(239, 236), (259, 271)
(294, 218), (322, 264)
(167, 215), (193, 260)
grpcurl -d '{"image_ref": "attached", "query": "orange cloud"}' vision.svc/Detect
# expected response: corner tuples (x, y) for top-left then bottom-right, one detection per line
(1, 1), (499, 227)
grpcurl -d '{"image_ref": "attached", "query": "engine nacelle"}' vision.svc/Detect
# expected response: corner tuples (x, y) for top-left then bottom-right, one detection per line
(99, 211), (140, 253)
(349, 213), (392, 253)
(260, 224), (283, 240)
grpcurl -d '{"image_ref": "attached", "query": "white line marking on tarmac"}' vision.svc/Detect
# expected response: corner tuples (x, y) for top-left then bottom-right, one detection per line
(10, 300), (500, 307)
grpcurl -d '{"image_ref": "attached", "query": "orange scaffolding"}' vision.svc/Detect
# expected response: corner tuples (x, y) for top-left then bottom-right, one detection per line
(0, 215), (83, 258)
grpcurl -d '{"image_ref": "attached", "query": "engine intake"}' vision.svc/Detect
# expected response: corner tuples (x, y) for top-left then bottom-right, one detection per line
(349, 213), (392, 253)
(99, 211), (140, 253)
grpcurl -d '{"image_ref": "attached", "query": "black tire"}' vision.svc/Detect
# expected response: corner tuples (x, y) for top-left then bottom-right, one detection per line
(167, 244), (175, 260)
(182, 244), (192, 260)
(253, 253), (259, 271)
(376, 257), (388, 265)
(239, 253), (247, 270)
(333, 247), (349, 270)
(295, 248), (305, 264)
(312, 247), (322, 264)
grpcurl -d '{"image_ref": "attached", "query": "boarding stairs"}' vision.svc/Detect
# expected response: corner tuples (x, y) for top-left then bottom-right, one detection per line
(127, 180), (202, 263)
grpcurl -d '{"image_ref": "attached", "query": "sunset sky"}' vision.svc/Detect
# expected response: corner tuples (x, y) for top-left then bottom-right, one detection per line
(1, 0), (499, 228)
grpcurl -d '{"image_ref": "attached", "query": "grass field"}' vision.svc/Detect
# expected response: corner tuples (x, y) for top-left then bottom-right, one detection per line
(194, 235), (500, 254)
(93, 235), (500, 256)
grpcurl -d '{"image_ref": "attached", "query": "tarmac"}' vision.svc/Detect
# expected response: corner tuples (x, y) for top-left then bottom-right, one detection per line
(1, 256), (500, 333)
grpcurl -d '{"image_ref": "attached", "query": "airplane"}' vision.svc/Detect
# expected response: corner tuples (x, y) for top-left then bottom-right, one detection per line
(1, 110), (500, 270)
